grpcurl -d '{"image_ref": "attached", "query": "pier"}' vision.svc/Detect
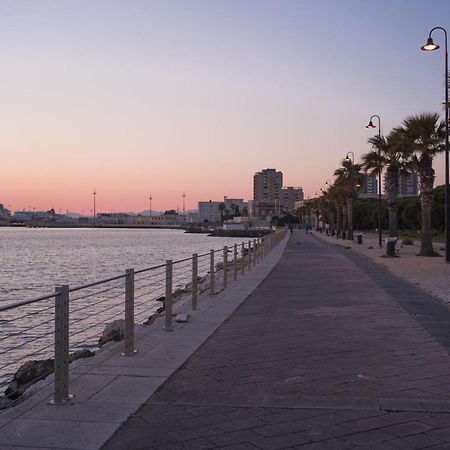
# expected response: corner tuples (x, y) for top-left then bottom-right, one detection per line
(2, 231), (450, 448)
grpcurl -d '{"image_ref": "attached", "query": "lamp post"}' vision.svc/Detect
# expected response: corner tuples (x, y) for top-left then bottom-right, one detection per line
(149, 195), (152, 217)
(93, 189), (96, 225)
(343, 152), (355, 240)
(421, 27), (449, 263)
(366, 115), (383, 248)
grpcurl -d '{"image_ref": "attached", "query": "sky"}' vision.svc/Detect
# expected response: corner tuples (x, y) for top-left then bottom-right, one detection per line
(2, 0), (450, 214)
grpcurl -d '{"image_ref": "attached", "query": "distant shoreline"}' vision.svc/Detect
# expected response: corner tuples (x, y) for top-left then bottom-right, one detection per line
(0, 224), (274, 238)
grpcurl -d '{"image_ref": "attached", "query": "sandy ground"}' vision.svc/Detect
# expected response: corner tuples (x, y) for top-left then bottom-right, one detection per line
(312, 230), (450, 307)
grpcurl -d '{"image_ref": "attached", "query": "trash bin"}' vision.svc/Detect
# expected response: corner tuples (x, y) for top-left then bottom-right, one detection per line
(356, 233), (363, 244)
(385, 237), (398, 257)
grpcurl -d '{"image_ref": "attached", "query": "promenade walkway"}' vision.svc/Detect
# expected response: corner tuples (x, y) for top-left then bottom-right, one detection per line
(103, 230), (450, 450)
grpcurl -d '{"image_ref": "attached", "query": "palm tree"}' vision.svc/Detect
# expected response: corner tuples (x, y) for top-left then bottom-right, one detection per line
(398, 113), (445, 256)
(334, 163), (363, 240)
(362, 129), (408, 238)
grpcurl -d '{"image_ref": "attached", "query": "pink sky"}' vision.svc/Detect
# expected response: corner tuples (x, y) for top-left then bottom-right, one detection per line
(2, 1), (448, 213)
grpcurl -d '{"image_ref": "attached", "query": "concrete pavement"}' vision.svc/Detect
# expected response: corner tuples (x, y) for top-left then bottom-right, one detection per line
(103, 230), (450, 450)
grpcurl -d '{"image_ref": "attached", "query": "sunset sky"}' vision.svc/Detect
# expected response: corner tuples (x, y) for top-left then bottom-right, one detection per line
(2, 0), (450, 213)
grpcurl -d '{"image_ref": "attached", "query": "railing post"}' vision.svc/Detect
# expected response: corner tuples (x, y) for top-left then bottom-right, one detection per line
(223, 246), (228, 289)
(233, 243), (238, 281)
(248, 240), (252, 271)
(164, 260), (173, 331)
(261, 237), (265, 259)
(192, 253), (198, 310)
(253, 239), (257, 267)
(241, 242), (245, 275)
(52, 285), (70, 405)
(210, 249), (215, 296)
(123, 268), (135, 356)
(257, 238), (261, 263)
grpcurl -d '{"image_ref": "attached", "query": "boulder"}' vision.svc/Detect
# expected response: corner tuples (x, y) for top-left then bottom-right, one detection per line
(68, 349), (95, 363)
(98, 319), (125, 348)
(5, 358), (54, 400)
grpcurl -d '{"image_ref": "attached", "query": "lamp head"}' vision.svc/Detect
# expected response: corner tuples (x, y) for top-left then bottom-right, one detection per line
(366, 120), (376, 129)
(421, 37), (439, 51)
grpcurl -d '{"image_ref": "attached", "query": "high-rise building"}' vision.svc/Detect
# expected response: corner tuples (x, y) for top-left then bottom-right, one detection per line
(398, 173), (419, 196)
(252, 169), (283, 217)
(281, 187), (304, 211)
(358, 173), (378, 197)
(253, 169), (283, 203)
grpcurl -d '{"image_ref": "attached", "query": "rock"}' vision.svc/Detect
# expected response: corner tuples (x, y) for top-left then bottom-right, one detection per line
(5, 358), (54, 400)
(143, 314), (157, 326)
(173, 288), (185, 298)
(98, 319), (125, 348)
(68, 349), (95, 363)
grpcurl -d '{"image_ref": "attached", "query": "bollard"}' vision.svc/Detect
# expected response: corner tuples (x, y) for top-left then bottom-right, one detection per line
(261, 237), (265, 259)
(241, 242), (245, 275)
(123, 268), (135, 356)
(223, 246), (228, 289)
(210, 249), (215, 296)
(52, 285), (70, 405)
(253, 239), (257, 267)
(192, 253), (198, 310)
(233, 244), (238, 281)
(248, 240), (252, 271)
(164, 260), (173, 331)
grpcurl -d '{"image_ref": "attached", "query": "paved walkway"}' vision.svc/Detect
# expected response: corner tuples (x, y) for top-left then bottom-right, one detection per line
(103, 230), (450, 450)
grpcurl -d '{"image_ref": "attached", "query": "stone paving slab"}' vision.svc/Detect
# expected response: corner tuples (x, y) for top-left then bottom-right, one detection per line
(102, 230), (450, 449)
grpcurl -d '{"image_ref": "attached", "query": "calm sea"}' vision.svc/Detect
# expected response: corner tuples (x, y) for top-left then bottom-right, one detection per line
(0, 227), (242, 302)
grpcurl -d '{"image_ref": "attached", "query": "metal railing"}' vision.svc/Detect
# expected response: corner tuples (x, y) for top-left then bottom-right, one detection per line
(0, 229), (287, 404)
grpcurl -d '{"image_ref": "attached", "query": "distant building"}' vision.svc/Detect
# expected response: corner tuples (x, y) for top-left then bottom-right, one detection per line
(14, 210), (55, 221)
(198, 201), (222, 223)
(253, 169), (283, 217)
(252, 168), (303, 216)
(96, 213), (132, 225)
(253, 168), (283, 203)
(0, 204), (10, 219)
(134, 214), (187, 227)
(398, 173), (419, 196)
(280, 187), (304, 211)
(223, 198), (247, 218)
(358, 173), (378, 198)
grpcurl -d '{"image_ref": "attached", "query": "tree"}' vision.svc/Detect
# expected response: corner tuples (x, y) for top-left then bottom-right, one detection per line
(362, 129), (409, 238)
(398, 113), (445, 255)
(334, 162), (363, 240)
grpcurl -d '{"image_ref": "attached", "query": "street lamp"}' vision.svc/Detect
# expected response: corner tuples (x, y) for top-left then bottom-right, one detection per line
(421, 27), (449, 263)
(93, 189), (96, 225)
(149, 195), (152, 217)
(366, 114), (383, 248)
(343, 152), (355, 240)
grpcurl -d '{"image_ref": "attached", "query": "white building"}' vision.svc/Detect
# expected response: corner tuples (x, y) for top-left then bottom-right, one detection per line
(14, 210), (54, 221)
(223, 198), (247, 217)
(198, 201), (222, 223)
